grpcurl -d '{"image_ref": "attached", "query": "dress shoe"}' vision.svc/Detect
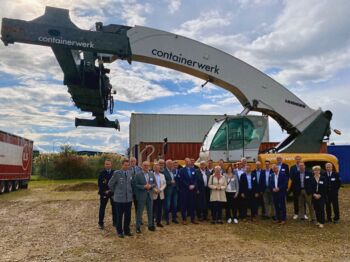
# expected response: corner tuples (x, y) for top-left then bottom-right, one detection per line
(118, 233), (124, 238)
(98, 224), (104, 230)
(172, 220), (179, 224)
(125, 232), (133, 237)
(157, 223), (164, 227)
(136, 228), (142, 234)
(182, 220), (188, 225)
(148, 226), (156, 231)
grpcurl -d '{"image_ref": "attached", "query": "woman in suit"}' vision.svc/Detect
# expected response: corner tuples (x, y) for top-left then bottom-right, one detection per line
(311, 166), (327, 228)
(224, 165), (239, 224)
(208, 166), (227, 224)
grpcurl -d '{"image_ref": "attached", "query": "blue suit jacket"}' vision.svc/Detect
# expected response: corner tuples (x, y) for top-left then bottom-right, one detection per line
(239, 173), (258, 195)
(178, 167), (197, 193)
(277, 163), (290, 177)
(252, 169), (266, 193)
(269, 172), (288, 197)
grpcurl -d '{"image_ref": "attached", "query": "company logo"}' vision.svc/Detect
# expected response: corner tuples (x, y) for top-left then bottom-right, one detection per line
(38, 36), (95, 48)
(22, 144), (31, 171)
(151, 49), (220, 75)
(285, 99), (306, 108)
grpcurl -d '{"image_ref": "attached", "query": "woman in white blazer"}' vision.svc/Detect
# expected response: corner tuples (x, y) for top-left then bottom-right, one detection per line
(208, 166), (227, 224)
(153, 162), (167, 227)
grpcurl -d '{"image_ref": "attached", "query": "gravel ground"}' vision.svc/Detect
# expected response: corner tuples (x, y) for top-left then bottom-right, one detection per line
(0, 181), (349, 262)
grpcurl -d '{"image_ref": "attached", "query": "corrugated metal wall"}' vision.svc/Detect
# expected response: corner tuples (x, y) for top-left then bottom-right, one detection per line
(328, 145), (350, 183)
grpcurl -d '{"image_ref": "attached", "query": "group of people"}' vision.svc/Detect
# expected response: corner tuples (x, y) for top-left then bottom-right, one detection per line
(97, 156), (341, 237)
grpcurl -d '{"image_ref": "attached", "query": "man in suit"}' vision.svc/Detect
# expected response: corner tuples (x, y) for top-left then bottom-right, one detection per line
(178, 158), (198, 224)
(97, 159), (116, 229)
(129, 157), (142, 220)
(262, 160), (274, 219)
(195, 161), (210, 221)
(290, 155), (302, 219)
(291, 162), (315, 221)
(276, 156), (290, 177)
(239, 164), (259, 221)
(108, 159), (133, 238)
(190, 158), (199, 169)
(270, 164), (289, 224)
(134, 161), (157, 233)
(324, 163), (341, 223)
(163, 159), (178, 224)
(152, 162), (167, 227)
(252, 161), (266, 217)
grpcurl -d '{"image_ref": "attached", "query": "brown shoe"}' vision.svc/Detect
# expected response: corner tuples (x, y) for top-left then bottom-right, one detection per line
(182, 220), (188, 225)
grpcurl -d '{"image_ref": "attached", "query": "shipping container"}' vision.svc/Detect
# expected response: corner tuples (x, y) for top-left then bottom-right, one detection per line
(130, 113), (270, 158)
(0, 130), (34, 193)
(327, 145), (350, 183)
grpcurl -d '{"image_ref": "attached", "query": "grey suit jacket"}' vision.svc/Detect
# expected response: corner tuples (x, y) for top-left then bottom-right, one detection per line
(108, 169), (133, 203)
(134, 171), (156, 201)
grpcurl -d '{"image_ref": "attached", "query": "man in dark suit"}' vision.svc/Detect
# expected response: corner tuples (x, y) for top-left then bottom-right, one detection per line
(269, 164), (289, 224)
(97, 159), (117, 229)
(291, 162), (315, 221)
(290, 155), (302, 219)
(134, 161), (156, 233)
(276, 156), (290, 177)
(239, 164), (259, 221)
(324, 163), (341, 223)
(262, 160), (274, 219)
(252, 161), (266, 217)
(164, 159), (179, 225)
(178, 158), (198, 224)
(195, 161), (210, 221)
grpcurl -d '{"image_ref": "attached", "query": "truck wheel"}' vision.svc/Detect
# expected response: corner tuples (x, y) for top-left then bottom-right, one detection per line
(21, 180), (29, 189)
(6, 181), (13, 192)
(14, 180), (20, 191)
(0, 181), (5, 194)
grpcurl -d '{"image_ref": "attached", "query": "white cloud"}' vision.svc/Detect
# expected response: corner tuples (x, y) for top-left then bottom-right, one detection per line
(166, 0), (181, 14)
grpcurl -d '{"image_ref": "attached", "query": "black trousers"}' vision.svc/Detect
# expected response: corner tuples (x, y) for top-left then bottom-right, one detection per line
(240, 190), (257, 218)
(133, 194), (138, 217)
(115, 202), (132, 234)
(153, 195), (163, 224)
(211, 201), (222, 221)
(293, 191), (300, 215)
(326, 192), (340, 221)
(225, 192), (238, 219)
(313, 198), (325, 224)
(98, 196), (117, 226)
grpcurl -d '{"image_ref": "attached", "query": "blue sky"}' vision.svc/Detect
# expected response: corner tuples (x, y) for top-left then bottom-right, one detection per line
(0, 0), (350, 154)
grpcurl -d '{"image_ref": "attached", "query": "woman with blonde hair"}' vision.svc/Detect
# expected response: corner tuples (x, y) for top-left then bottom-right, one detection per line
(311, 166), (327, 228)
(208, 166), (227, 224)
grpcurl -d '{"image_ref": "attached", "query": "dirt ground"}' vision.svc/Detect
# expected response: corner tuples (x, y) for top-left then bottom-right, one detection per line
(0, 180), (349, 262)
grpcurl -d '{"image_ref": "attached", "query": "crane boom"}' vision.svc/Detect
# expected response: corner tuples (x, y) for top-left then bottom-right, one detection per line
(1, 6), (332, 153)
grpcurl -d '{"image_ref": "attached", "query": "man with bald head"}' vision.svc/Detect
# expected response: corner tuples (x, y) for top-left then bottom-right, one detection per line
(178, 157), (198, 224)
(269, 164), (289, 224)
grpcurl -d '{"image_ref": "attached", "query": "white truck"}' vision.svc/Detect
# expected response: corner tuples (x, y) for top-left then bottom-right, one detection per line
(0, 130), (33, 194)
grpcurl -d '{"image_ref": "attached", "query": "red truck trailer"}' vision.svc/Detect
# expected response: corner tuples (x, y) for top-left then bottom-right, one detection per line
(0, 130), (33, 194)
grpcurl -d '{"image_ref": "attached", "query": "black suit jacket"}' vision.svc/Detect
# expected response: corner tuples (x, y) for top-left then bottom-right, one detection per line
(323, 171), (341, 194)
(311, 175), (327, 199)
(252, 169), (266, 193)
(239, 173), (258, 195)
(98, 169), (114, 197)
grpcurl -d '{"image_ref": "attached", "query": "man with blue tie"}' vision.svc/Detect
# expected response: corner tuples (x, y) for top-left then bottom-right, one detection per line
(290, 155), (302, 219)
(270, 164), (289, 224)
(163, 159), (179, 225)
(252, 161), (266, 217)
(239, 164), (259, 221)
(178, 158), (198, 225)
(262, 160), (274, 219)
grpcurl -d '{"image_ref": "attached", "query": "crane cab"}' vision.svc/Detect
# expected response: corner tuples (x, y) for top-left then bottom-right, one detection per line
(200, 115), (268, 162)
